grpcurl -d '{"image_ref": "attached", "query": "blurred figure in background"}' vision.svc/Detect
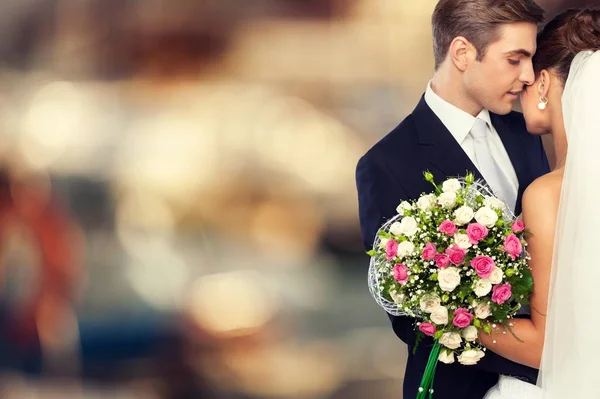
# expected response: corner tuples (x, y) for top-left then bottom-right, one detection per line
(0, 0), (594, 398)
(0, 167), (83, 376)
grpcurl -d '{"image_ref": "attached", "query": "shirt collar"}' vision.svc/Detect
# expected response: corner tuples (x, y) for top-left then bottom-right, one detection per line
(424, 80), (492, 143)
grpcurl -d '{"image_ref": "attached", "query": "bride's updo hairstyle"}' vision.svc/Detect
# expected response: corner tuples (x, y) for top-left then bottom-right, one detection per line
(533, 8), (600, 83)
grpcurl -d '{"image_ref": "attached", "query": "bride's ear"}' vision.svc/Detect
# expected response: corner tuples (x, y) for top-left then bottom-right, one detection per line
(537, 70), (551, 98)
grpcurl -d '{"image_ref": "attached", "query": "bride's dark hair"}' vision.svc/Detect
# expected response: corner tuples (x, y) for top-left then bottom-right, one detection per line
(534, 8), (600, 83)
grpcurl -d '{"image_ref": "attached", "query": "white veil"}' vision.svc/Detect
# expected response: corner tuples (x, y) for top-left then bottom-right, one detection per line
(537, 50), (600, 397)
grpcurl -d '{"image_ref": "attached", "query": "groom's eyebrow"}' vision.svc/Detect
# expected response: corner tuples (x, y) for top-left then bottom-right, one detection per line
(505, 49), (532, 58)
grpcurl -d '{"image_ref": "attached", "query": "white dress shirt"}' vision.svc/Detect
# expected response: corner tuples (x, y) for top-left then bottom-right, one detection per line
(424, 81), (519, 195)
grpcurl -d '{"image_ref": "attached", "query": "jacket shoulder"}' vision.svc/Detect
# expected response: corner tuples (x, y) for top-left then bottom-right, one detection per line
(358, 114), (418, 167)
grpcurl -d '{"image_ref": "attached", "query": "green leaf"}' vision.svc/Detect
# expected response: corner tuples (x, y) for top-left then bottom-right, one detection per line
(434, 330), (444, 340)
(429, 273), (438, 281)
(366, 250), (376, 257)
(511, 267), (533, 293)
(412, 332), (423, 355)
(474, 319), (482, 328)
(378, 230), (392, 239)
(442, 294), (450, 303)
(483, 324), (492, 334)
(483, 237), (495, 246)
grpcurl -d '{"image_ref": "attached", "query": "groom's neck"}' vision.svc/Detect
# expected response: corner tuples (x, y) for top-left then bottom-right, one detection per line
(431, 68), (483, 117)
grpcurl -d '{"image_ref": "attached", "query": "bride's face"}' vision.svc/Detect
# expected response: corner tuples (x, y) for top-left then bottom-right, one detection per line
(462, 22), (538, 115)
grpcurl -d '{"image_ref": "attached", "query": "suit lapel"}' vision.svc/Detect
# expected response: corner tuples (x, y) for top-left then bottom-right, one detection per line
(412, 96), (484, 183)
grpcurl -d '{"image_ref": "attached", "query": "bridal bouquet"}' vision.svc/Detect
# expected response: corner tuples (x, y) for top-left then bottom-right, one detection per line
(367, 172), (533, 398)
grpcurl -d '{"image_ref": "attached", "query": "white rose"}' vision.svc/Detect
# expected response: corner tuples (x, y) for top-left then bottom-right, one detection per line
(462, 326), (479, 342)
(438, 350), (455, 364)
(396, 201), (412, 213)
(474, 207), (498, 228)
(488, 267), (504, 284)
(454, 206), (474, 225)
(378, 238), (390, 249)
(399, 216), (419, 237)
(475, 303), (491, 319)
(438, 267), (461, 292)
(419, 294), (441, 313)
(473, 279), (492, 297)
(389, 289), (405, 304)
(442, 178), (462, 193)
(389, 222), (403, 236)
(417, 194), (436, 211)
(483, 196), (506, 210)
(438, 192), (457, 209)
(454, 233), (472, 249)
(430, 305), (449, 325)
(439, 332), (462, 350)
(457, 349), (485, 365)
(396, 241), (415, 258)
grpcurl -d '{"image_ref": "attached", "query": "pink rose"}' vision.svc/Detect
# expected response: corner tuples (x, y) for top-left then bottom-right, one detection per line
(492, 283), (512, 305)
(511, 220), (525, 233)
(435, 254), (451, 269)
(438, 220), (458, 236)
(466, 223), (489, 244)
(452, 308), (474, 328)
(504, 234), (523, 260)
(386, 240), (398, 260)
(470, 255), (495, 279)
(419, 322), (436, 337)
(445, 245), (467, 265)
(422, 242), (437, 261)
(393, 264), (409, 285)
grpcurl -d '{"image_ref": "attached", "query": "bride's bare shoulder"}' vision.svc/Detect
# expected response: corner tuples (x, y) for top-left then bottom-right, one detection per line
(522, 171), (562, 214)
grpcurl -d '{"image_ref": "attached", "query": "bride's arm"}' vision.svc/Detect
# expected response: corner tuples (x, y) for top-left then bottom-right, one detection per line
(477, 177), (559, 369)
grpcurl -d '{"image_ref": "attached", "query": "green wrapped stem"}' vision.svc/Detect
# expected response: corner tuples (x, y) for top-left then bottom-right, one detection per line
(416, 340), (442, 399)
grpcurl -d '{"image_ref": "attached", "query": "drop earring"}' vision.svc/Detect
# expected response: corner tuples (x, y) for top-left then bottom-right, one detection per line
(537, 81), (548, 110)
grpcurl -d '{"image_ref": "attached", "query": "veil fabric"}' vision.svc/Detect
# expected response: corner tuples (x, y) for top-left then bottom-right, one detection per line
(537, 50), (600, 398)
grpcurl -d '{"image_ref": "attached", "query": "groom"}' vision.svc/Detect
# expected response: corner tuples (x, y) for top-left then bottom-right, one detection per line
(356, 0), (550, 398)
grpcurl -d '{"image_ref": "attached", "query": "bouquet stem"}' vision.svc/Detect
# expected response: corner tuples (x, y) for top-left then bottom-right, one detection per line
(416, 340), (442, 399)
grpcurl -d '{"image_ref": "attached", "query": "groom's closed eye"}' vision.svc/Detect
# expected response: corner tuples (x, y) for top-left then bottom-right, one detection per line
(505, 49), (533, 66)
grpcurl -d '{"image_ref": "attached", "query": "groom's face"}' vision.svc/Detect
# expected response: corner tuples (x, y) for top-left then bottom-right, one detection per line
(463, 22), (538, 115)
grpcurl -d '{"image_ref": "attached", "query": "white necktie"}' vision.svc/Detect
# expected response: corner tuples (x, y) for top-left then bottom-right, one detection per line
(470, 118), (517, 211)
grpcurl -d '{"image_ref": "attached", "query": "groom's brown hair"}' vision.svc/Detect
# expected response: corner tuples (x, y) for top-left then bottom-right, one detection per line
(432, 0), (545, 69)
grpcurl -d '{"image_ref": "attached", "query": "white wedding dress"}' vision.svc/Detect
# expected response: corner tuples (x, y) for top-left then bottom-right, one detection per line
(484, 50), (600, 399)
(484, 376), (542, 399)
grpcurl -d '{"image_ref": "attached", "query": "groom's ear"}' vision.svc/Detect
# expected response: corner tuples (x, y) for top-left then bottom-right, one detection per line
(449, 36), (476, 72)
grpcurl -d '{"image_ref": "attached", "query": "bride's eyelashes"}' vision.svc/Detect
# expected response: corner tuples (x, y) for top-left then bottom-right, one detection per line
(508, 59), (521, 65)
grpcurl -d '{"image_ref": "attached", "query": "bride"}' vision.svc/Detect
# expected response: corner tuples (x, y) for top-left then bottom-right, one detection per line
(481, 8), (600, 399)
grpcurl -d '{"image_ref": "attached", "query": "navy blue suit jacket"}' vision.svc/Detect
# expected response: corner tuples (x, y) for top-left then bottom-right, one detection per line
(356, 96), (550, 399)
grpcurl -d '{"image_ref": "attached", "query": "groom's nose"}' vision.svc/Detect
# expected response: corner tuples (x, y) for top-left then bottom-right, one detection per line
(519, 62), (535, 86)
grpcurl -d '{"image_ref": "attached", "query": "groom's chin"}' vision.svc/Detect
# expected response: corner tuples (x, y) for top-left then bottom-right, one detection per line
(487, 100), (514, 116)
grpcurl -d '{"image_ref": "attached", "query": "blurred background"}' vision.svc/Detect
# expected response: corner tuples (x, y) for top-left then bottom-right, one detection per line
(0, 0), (596, 398)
